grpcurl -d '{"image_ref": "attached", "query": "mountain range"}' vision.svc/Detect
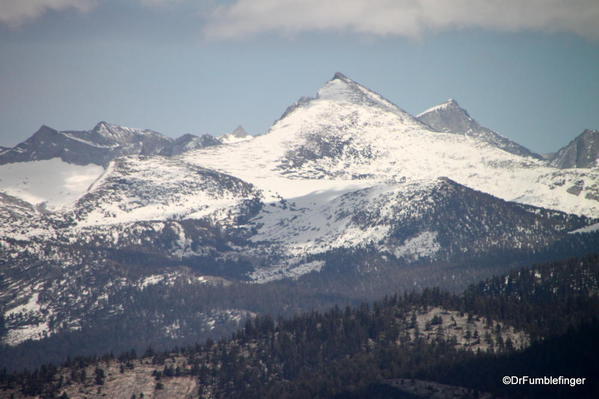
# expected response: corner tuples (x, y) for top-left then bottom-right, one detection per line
(1, 72), (598, 370)
(0, 122), (223, 168)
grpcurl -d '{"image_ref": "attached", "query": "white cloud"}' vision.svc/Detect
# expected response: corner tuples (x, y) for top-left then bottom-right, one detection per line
(203, 0), (599, 40)
(0, 0), (97, 27)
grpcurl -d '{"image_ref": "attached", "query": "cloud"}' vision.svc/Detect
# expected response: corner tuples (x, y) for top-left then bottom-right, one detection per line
(203, 0), (599, 40)
(0, 0), (186, 27)
(0, 0), (97, 27)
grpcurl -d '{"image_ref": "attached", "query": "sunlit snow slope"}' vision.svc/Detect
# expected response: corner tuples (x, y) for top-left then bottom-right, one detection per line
(0, 159), (103, 210)
(182, 73), (599, 218)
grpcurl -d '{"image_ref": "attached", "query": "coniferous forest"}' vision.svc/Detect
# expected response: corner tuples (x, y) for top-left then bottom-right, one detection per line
(1, 254), (598, 398)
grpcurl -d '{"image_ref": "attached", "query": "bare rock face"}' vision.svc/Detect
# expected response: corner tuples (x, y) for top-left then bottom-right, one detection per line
(0, 122), (222, 167)
(0, 123), (174, 167)
(550, 129), (599, 168)
(417, 99), (541, 159)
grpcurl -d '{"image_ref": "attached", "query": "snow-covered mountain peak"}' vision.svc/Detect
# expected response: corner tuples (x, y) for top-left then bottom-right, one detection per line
(316, 72), (362, 101)
(316, 73), (416, 120)
(274, 73), (424, 131)
(177, 73), (598, 217)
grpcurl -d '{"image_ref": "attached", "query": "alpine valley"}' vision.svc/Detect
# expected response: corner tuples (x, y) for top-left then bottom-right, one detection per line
(1, 73), (598, 374)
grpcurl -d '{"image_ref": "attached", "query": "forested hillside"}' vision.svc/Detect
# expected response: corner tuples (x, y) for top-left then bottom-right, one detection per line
(1, 254), (597, 399)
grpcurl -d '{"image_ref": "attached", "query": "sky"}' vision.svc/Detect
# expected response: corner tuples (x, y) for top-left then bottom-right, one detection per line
(1, 0), (598, 154)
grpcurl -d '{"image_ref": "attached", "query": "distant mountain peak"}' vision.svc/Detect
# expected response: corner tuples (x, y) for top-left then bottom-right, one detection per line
(317, 72), (366, 101)
(92, 120), (121, 136)
(311, 73), (425, 126)
(92, 121), (119, 135)
(0, 122), (175, 167)
(221, 125), (253, 144)
(275, 72), (423, 127)
(417, 99), (469, 119)
(39, 124), (57, 132)
(94, 120), (109, 129)
(230, 125), (250, 138)
(93, 120), (128, 133)
(550, 129), (599, 168)
(29, 125), (60, 138)
(443, 98), (463, 110)
(579, 129), (599, 139)
(417, 99), (541, 159)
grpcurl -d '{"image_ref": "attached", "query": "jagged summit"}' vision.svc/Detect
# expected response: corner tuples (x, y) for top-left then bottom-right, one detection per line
(550, 129), (599, 169)
(417, 99), (541, 159)
(0, 120), (226, 167)
(1, 122), (171, 166)
(332, 71), (349, 80)
(91, 120), (164, 141)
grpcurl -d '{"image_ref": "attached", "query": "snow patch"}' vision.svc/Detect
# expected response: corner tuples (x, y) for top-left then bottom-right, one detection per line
(5, 292), (42, 317)
(3, 292), (51, 346)
(394, 231), (441, 260)
(140, 274), (166, 288)
(250, 260), (325, 283)
(0, 158), (103, 210)
(569, 222), (599, 234)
